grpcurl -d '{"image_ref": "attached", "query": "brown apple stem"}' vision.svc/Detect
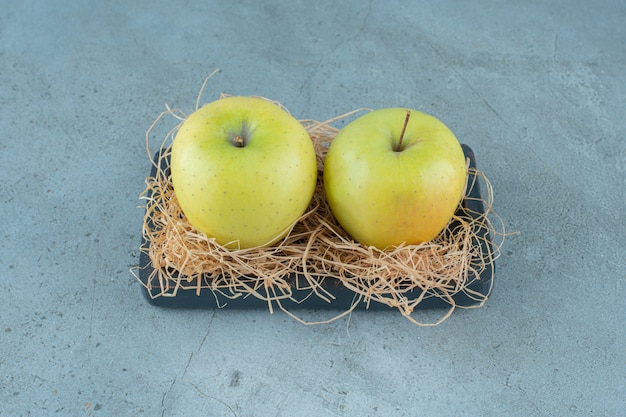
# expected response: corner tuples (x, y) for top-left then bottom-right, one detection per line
(396, 110), (411, 151)
(234, 135), (245, 147)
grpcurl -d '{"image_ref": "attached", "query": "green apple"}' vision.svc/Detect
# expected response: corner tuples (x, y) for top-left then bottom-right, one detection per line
(323, 108), (467, 250)
(170, 96), (317, 249)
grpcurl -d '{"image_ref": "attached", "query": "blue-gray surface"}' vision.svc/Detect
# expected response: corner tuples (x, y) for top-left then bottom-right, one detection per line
(1, 1), (625, 416)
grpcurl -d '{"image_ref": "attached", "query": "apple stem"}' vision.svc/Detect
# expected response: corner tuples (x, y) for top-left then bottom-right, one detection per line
(396, 110), (411, 152)
(233, 135), (245, 147)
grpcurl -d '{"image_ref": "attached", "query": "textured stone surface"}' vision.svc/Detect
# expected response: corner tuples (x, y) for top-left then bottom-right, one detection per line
(1, 1), (624, 416)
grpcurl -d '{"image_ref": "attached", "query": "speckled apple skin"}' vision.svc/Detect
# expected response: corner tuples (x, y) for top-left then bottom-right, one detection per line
(323, 108), (467, 250)
(171, 96), (317, 249)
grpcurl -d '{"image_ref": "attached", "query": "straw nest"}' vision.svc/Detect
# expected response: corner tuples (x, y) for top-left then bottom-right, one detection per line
(135, 94), (507, 326)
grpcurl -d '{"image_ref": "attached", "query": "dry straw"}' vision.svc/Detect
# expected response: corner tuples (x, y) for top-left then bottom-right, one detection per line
(136, 85), (507, 326)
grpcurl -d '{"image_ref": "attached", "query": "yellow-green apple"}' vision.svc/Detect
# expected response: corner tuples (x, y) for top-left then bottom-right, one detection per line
(323, 108), (467, 249)
(170, 96), (317, 249)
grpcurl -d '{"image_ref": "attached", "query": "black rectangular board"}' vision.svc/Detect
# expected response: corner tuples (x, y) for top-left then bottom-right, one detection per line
(137, 144), (494, 310)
